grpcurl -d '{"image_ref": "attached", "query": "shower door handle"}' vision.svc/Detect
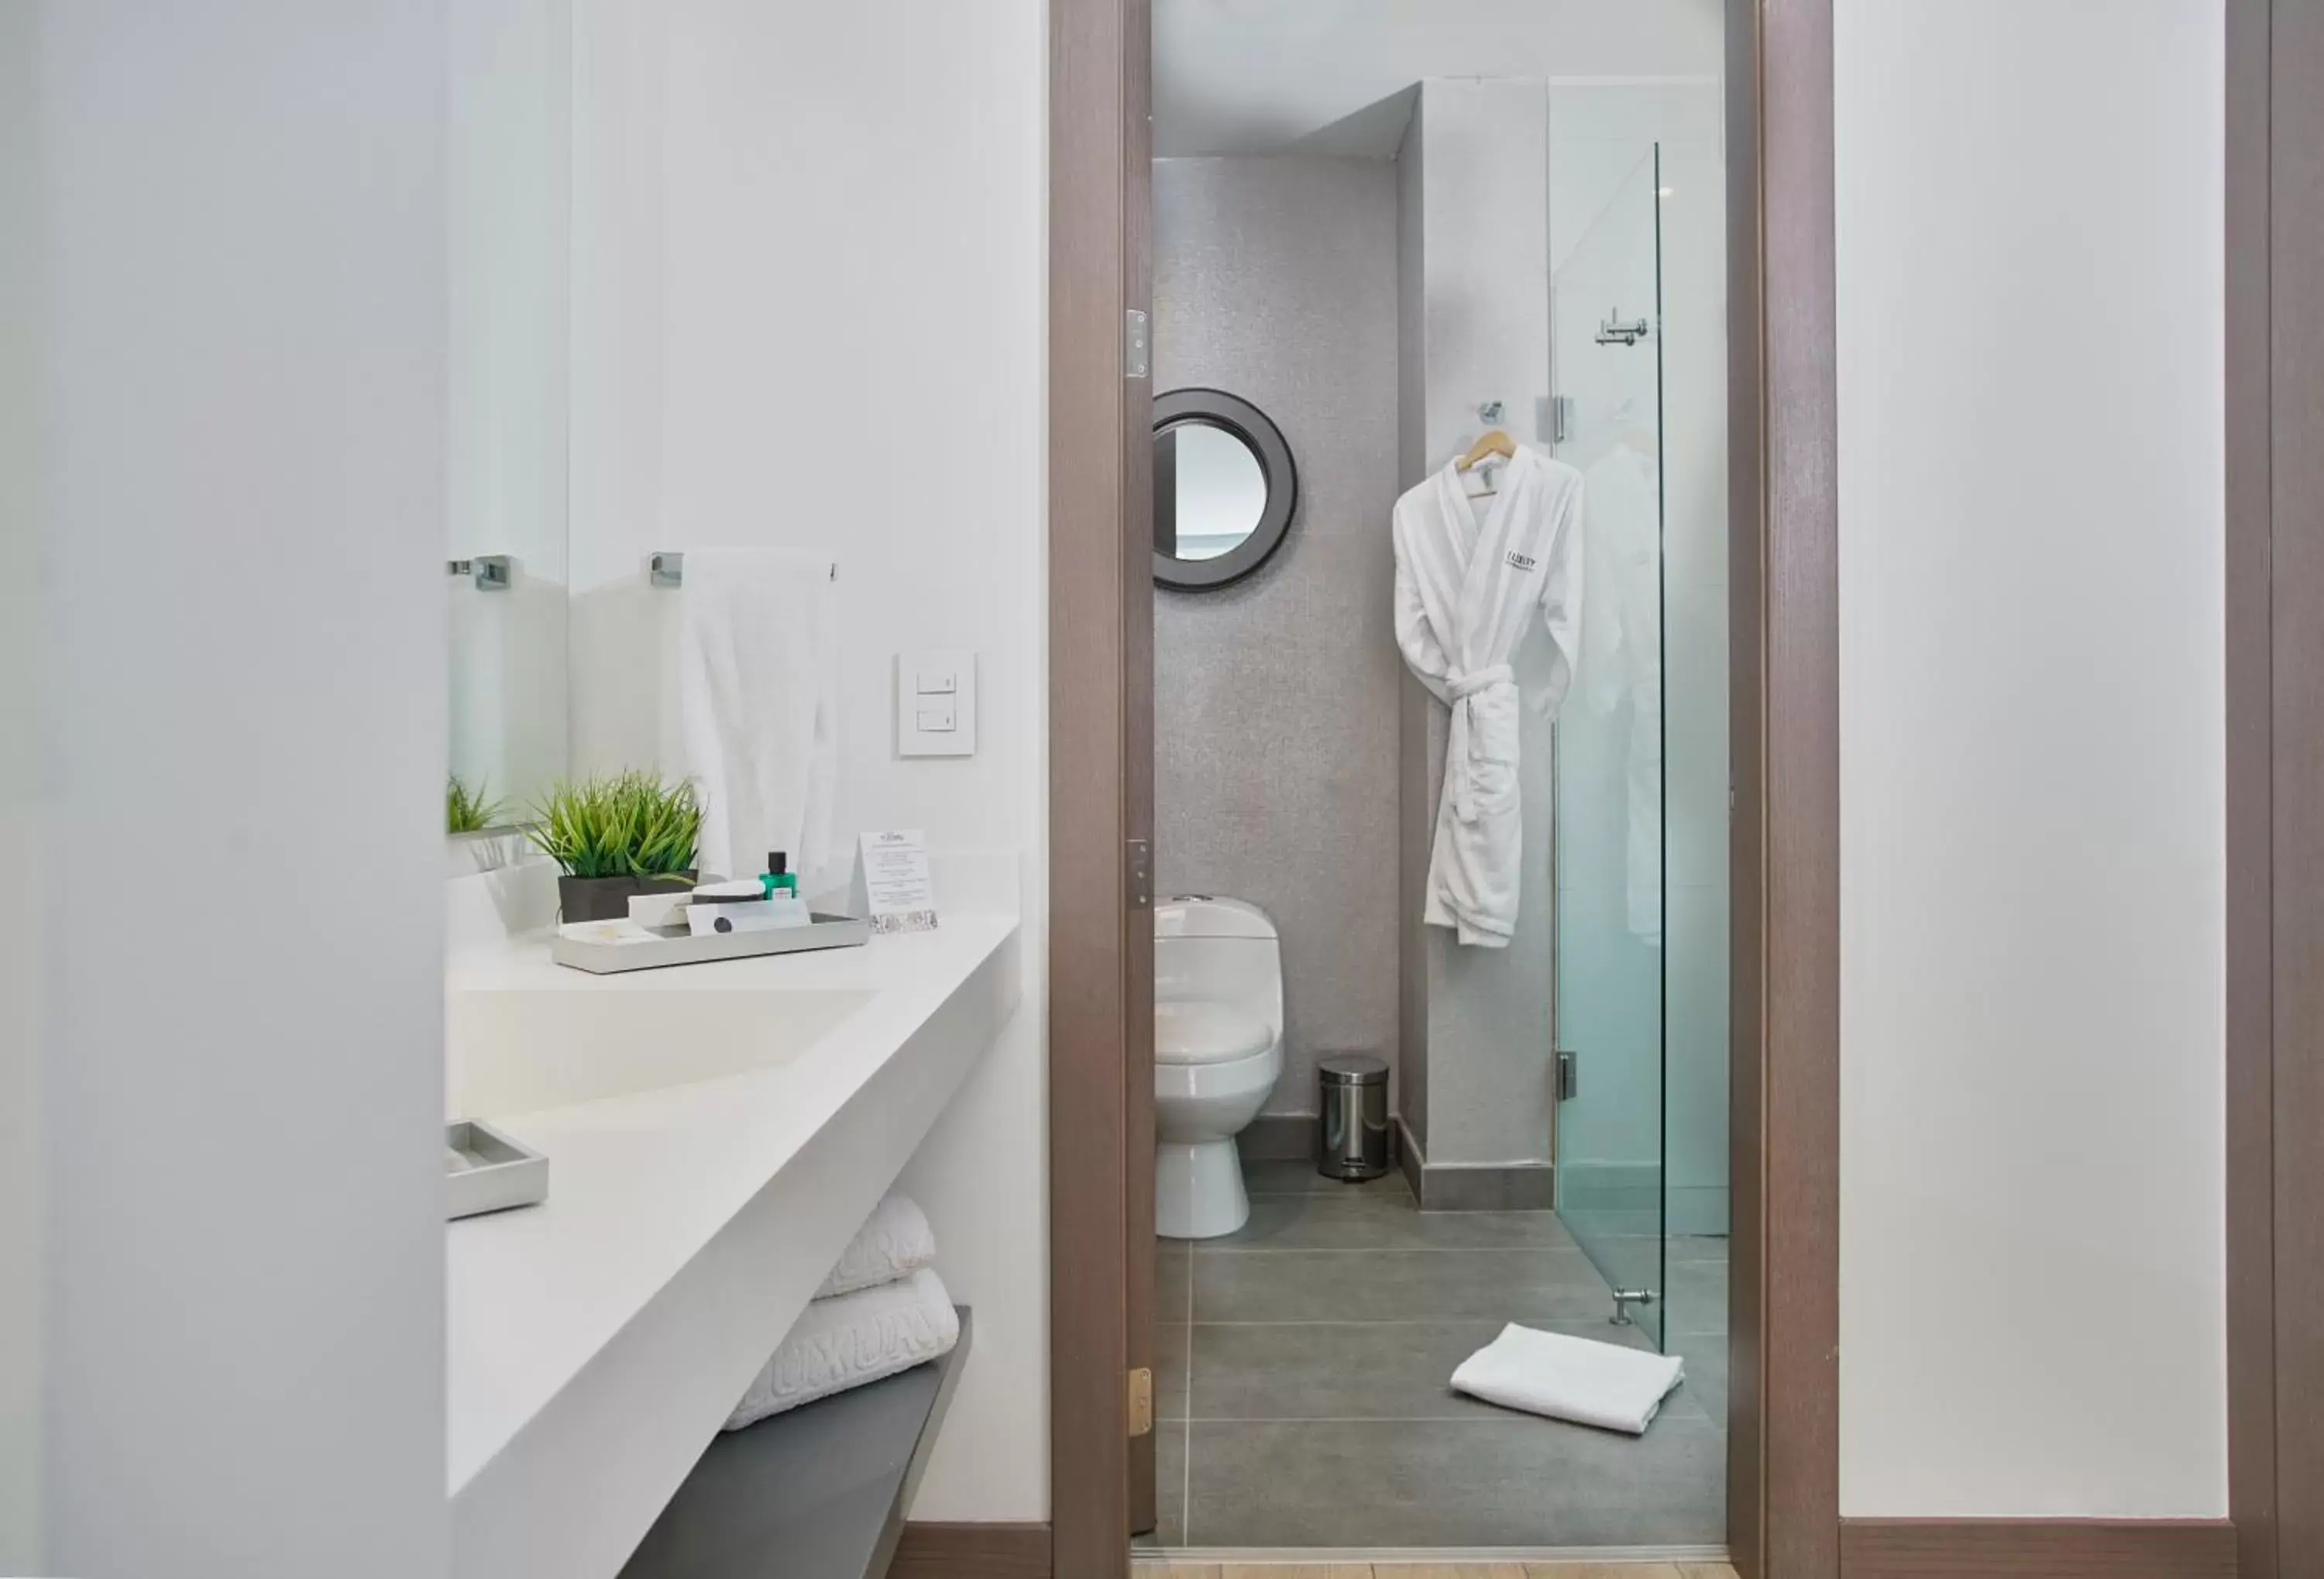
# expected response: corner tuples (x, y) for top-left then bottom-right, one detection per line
(1556, 1049), (1578, 1102)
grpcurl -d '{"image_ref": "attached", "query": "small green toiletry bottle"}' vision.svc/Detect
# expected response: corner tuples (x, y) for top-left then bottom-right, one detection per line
(762, 851), (799, 900)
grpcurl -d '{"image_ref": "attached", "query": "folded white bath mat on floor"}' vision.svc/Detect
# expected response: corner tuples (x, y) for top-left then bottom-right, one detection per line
(1450, 1322), (1686, 1435)
(815, 1193), (938, 1299)
(724, 1267), (959, 1433)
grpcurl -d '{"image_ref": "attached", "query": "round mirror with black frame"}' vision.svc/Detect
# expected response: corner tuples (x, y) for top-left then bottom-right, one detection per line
(1152, 387), (1298, 590)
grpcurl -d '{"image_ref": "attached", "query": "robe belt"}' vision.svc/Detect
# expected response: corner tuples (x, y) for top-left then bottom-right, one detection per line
(1444, 663), (1516, 824)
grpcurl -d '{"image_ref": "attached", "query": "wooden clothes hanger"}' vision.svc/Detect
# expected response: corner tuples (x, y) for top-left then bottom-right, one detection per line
(1456, 428), (1518, 495)
(1457, 428), (1517, 470)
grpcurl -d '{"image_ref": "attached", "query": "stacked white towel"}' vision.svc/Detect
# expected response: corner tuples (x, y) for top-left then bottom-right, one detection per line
(723, 1195), (959, 1433)
(1449, 1322), (1686, 1435)
(814, 1194), (937, 1298)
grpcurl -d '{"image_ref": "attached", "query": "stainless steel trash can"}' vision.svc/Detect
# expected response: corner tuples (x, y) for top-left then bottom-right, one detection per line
(1317, 1054), (1390, 1181)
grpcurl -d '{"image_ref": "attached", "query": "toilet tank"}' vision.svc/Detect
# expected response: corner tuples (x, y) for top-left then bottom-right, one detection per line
(1154, 896), (1282, 1030)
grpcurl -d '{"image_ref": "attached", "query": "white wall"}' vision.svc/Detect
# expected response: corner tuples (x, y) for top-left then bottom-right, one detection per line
(569, 0), (1050, 1519)
(0, 0), (43, 1560)
(12, 3), (452, 1574)
(1836, 0), (2226, 1516)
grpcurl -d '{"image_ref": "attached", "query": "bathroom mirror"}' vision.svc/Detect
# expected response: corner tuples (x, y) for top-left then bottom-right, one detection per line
(445, 0), (572, 838)
(1153, 387), (1297, 590)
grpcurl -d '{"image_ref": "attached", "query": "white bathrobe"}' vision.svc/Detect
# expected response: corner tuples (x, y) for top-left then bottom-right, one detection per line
(1393, 445), (1585, 947)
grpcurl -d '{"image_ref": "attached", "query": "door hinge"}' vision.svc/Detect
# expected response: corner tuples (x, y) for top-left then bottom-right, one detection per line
(1124, 308), (1150, 380)
(1556, 1049), (1578, 1102)
(1127, 1367), (1153, 1437)
(1126, 838), (1152, 910)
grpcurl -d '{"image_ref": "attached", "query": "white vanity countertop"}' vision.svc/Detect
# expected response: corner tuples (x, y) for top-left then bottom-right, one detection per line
(443, 908), (1021, 1579)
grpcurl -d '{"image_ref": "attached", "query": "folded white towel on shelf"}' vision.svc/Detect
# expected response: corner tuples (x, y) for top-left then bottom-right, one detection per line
(724, 1267), (959, 1433)
(1449, 1322), (1686, 1436)
(815, 1194), (938, 1299)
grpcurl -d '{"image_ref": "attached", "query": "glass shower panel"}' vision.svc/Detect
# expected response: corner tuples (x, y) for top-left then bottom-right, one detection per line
(1551, 146), (1668, 1348)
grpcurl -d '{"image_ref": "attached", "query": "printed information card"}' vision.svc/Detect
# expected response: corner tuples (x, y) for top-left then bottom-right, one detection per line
(851, 829), (938, 934)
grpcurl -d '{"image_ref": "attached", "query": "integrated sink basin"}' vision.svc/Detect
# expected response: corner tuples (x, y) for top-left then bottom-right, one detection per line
(441, 911), (1023, 1579)
(447, 977), (876, 1117)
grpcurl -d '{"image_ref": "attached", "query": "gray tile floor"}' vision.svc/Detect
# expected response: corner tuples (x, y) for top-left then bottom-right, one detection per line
(1150, 1158), (1728, 1550)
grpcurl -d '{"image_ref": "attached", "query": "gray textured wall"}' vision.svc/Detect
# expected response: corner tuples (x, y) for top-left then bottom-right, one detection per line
(1394, 116), (1432, 1150)
(1152, 155), (1403, 1119)
(1403, 81), (1563, 1168)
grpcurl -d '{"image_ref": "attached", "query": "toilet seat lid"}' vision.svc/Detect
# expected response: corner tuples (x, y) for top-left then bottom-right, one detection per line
(1155, 999), (1273, 1065)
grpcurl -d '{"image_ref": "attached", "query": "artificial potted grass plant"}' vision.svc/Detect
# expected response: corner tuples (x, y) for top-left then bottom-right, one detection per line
(525, 771), (704, 923)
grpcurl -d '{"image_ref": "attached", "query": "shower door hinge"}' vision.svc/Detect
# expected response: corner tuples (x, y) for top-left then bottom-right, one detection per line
(1123, 309), (1150, 380)
(1126, 1367), (1153, 1436)
(1556, 1049), (1578, 1102)
(1126, 838), (1152, 910)
(1611, 1288), (1659, 1326)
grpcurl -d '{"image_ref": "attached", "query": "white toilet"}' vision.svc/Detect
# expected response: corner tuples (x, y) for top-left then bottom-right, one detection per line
(1153, 896), (1284, 1240)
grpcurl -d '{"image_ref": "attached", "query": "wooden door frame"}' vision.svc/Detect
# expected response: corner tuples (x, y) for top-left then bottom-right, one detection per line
(1722, 1), (1838, 1574)
(1047, 5), (2306, 1579)
(1047, 2), (1838, 1574)
(2226, 2), (2324, 1577)
(1047, 0), (1147, 1572)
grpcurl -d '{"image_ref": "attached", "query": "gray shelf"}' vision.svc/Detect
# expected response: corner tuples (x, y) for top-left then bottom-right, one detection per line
(620, 1308), (971, 1579)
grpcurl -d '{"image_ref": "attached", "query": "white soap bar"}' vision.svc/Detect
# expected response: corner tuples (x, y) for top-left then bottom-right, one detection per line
(686, 895), (811, 936)
(627, 889), (692, 931)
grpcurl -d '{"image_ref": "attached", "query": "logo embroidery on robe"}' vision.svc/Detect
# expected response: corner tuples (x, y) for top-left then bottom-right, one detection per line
(1504, 549), (1538, 573)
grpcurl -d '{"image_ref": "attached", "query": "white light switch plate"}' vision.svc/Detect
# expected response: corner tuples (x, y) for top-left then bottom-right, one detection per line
(897, 650), (975, 757)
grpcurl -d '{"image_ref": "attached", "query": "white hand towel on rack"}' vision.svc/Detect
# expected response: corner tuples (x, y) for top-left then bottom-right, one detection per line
(1449, 1321), (1685, 1434)
(675, 547), (842, 893)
